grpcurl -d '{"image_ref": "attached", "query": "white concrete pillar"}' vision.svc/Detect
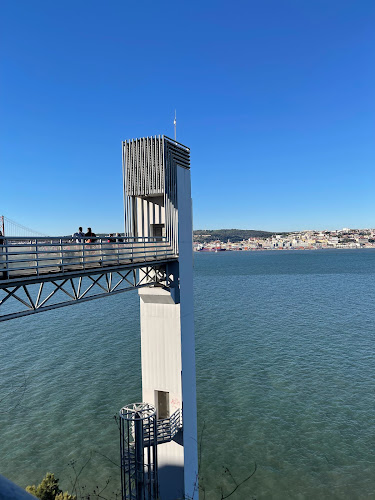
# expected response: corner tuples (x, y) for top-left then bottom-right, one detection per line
(138, 165), (198, 500)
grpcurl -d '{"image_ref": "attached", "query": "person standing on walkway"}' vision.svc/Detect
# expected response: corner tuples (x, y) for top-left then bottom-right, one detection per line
(72, 227), (84, 243)
(85, 227), (97, 243)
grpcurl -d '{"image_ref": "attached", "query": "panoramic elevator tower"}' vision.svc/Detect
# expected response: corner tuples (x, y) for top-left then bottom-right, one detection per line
(121, 136), (198, 500)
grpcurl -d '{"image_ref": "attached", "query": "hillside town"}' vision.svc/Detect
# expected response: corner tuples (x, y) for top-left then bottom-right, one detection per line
(194, 228), (375, 251)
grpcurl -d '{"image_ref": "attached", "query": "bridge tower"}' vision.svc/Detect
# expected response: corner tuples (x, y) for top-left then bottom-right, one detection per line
(122, 136), (198, 500)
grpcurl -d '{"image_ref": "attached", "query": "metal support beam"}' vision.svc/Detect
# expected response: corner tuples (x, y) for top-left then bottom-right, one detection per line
(0, 265), (174, 323)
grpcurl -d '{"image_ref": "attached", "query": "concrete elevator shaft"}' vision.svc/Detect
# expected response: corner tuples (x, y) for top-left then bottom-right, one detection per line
(120, 136), (198, 500)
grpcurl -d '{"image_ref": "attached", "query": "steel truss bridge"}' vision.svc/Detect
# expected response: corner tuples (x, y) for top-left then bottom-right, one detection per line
(0, 236), (177, 322)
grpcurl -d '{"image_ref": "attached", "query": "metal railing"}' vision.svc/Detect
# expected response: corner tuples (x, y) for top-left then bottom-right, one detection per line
(156, 408), (183, 444)
(0, 236), (176, 280)
(142, 408), (182, 447)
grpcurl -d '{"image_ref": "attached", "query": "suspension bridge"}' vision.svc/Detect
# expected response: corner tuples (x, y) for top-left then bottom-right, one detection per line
(0, 215), (46, 237)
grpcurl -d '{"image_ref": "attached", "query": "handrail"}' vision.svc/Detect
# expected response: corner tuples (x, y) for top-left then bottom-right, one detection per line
(127, 408), (182, 449)
(156, 408), (182, 443)
(0, 236), (176, 281)
(152, 408), (182, 444)
(0, 236), (167, 241)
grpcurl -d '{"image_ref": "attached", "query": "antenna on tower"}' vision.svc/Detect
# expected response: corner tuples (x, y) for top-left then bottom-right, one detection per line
(174, 110), (176, 141)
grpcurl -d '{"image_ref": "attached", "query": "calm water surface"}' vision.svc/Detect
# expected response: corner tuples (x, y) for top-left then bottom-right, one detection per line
(1, 250), (375, 499)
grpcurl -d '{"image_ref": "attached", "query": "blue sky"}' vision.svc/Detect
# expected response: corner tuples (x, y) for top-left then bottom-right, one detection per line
(1, 0), (374, 234)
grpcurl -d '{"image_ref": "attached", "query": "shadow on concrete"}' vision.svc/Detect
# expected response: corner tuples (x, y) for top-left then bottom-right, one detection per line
(172, 429), (183, 446)
(158, 464), (184, 500)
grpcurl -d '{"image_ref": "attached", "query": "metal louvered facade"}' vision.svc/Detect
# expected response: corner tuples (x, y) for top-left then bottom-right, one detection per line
(122, 136), (190, 256)
(123, 137), (165, 197)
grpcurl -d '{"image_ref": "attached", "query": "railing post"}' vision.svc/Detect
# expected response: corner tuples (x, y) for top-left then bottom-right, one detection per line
(35, 239), (39, 276)
(3, 239), (9, 279)
(60, 239), (63, 272)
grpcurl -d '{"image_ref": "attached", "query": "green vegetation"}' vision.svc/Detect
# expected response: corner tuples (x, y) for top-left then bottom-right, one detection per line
(193, 228), (279, 243)
(26, 473), (76, 500)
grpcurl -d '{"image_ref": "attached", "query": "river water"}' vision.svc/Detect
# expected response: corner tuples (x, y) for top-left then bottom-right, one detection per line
(1, 250), (375, 499)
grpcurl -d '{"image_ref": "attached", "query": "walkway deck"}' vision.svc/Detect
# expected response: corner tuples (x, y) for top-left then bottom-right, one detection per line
(0, 236), (177, 287)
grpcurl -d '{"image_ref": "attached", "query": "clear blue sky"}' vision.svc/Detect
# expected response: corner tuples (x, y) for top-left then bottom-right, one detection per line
(1, 0), (374, 235)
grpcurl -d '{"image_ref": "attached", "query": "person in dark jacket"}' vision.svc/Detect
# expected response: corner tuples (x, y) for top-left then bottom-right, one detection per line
(72, 227), (84, 243)
(85, 228), (97, 243)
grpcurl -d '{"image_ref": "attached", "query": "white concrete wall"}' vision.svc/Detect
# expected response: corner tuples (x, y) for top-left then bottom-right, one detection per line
(137, 164), (198, 500)
(139, 287), (184, 500)
(176, 165), (198, 500)
(139, 292), (182, 414)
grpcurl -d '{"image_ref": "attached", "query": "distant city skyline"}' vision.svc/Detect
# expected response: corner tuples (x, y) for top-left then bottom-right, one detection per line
(193, 225), (375, 233)
(1, 1), (374, 236)
(193, 226), (375, 251)
(2, 213), (374, 238)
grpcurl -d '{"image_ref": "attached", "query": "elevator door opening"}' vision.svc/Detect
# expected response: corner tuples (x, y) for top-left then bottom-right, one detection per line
(150, 223), (164, 239)
(155, 390), (169, 419)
